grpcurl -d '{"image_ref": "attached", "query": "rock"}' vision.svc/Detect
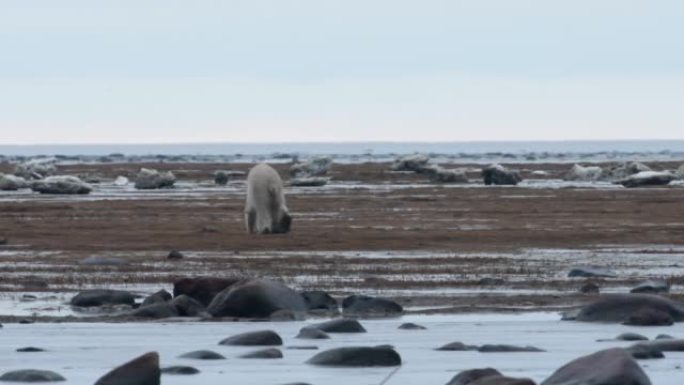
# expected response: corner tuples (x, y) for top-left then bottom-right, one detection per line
(568, 266), (617, 278)
(239, 348), (283, 359)
(287, 346), (319, 350)
(469, 376), (535, 385)
(0, 369), (65, 382)
(70, 289), (136, 307)
(424, 167), (469, 183)
(173, 277), (238, 307)
(141, 290), (172, 307)
(300, 291), (338, 311)
(478, 277), (505, 286)
(605, 161), (652, 180)
(18, 319), (34, 324)
(341, 294), (403, 316)
(579, 282), (600, 294)
(207, 278), (307, 318)
(632, 339), (684, 351)
(307, 346), (401, 367)
(656, 334), (674, 339)
(625, 345), (664, 360)
(113, 176), (129, 186)
(624, 308), (674, 326)
(0, 174), (28, 190)
(391, 154), (430, 172)
(0, 237), (7, 245)
(79, 256), (127, 266)
(563, 164), (604, 182)
(131, 302), (179, 319)
(290, 156), (332, 178)
(134, 168), (175, 189)
(616, 333), (649, 341)
(618, 171), (674, 187)
(398, 322), (426, 330)
(306, 318), (367, 333)
(270, 309), (306, 321)
(31, 175), (92, 194)
(296, 327), (331, 339)
(563, 294), (684, 323)
(630, 279), (670, 294)
(14, 158), (57, 179)
(178, 350), (225, 360)
(171, 295), (206, 317)
(540, 348), (651, 385)
(477, 344), (545, 353)
(167, 250), (184, 260)
(219, 330), (283, 346)
(214, 170), (245, 185)
(94, 351), (160, 385)
(436, 341), (478, 351)
(481, 164), (522, 186)
(160, 366), (199, 375)
(446, 368), (502, 385)
(290, 177), (330, 187)
(16, 347), (45, 352)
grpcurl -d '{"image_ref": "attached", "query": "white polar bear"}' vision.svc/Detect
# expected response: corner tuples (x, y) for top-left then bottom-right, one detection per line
(245, 163), (292, 234)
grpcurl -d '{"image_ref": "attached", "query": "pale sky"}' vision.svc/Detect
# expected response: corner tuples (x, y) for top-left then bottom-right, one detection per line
(1, 0), (683, 144)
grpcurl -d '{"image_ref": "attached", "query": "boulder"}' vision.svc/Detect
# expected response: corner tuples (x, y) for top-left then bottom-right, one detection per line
(296, 327), (331, 339)
(563, 164), (603, 182)
(0, 369), (65, 382)
(160, 366), (199, 375)
(540, 348), (651, 385)
(478, 277), (505, 286)
(130, 302), (179, 319)
(580, 282), (600, 294)
(630, 279), (670, 294)
(342, 295), (403, 316)
(239, 348), (283, 359)
(469, 376), (535, 385)
(568, 266), (617, 278)
(428, 167), (469, 183)
(481, 164), (522, 186)
(70, 289), (135, 307)
(436, 341), (478, 351)
(398, 322), (426, 330)
(615, 333), (648, 341)
(16, 347), (45, 352)
(655, 334), (673, 339)
(167, 250), (184, 260)
(307, 346), (401, 367)
(134, 168), (175, 190)
(14, 158), (57, 179)
(624, 308), (674, 326)
(290, 156), (332, 178)
(300, 291), (338, 311)
(289, 177), (330, 187)
(563, 294), (684, 323)
(632, 339), (684, 352)
(306, 318), (366, 333)
(141, 290), (172, 307)
(446, 368), (501, 385)
(0, 174), (28, 190)
(391, 154), (430, 172)
(625, 345), (664, 360)
(605, 161), (652, 180)
(173, 277), (238, 306)
(94, 351), (160, 385)
(477, 344), (545, 353)
(31, 176), (92, 194)
(207, 278), (307, 318)
(178, 350), (225, 360)
(219, 330), (282, 346)
(171, 295), (206, 317)
(617, 171), (674, 188)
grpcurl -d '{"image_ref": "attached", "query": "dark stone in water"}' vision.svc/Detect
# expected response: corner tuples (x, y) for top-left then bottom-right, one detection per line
(342, 294), (403, 316)
(16, 347), (45, 352)
(160, 366), (199, 375)
(171, 295), (206, 317)
(239, 348), (283, 359)
(630, 279), (670, 294)
(94, 351), (160, 385)
(140, 289), (172, 307)
(564, 294), (684, 323)
(296, 327), (330, 339)
(540, 348), (651, 385)
(477, 344), (545, 353)
(70, 289), (136, 307)
(130, 302), (179, 319)
(167, 250), (184, 260)
(446, 368), (502, 385)
(580, 282), (600, 294)
(306, 318), (366, 333)
(625, 345), (665, 360)
(568, 266), (617, 278)
(219, 330), (283, 346)
(307, 346), (401, 367)
(624, 308), (674, 326)
(207, 278), (307, 318)
(173, 277), (238, 307)
(436, 341), (478, 351)
(300, 290), (338, 311)
(478, 277), (505, 286)
(178, 350), (225, 360)
(0, 369), (65, 382)
(398, 322), (426, 330)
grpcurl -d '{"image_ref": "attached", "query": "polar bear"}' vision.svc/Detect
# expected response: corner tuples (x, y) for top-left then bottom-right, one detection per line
(245, 163), (292, 234)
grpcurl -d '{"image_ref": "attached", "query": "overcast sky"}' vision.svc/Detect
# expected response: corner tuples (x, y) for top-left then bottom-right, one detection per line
(1, 0), (683, 144)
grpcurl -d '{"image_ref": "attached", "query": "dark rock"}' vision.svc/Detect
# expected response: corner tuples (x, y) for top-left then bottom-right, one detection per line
(568, 266), (617, 278)
(615, 333), (648, 341)
(446, 368), (501, 385)
(70, 289), (136, 307)
(436, 341), (478, 351)
(290, 177), (330, 187)
(632, 339), (684, 352)
(0, 237), (7, 245)
(239, 348), (283, 359)
(307, 346), (401, 367)
(579, 282), (600, 294)
(306, 318), (366, 333)
(160, 366), (199, 375)
(655, 334), (674, 339)
(391, 154), (429, 172)
(477, 344), (545, 353)
(478, 277), (505, 286)
(78, 256), (127, 266)
(341, 294), (403, 316)
(625, 345), (665, 360)
(19, 319), (34, 324)
(269, 309), (306, 321)
(173, 277), (238, 307)
(178, 350), (225, 360)
(630, 279), (670, 294)
(563, 294), (684, 323)
(398, 322), (426, 330)
(540, 348), (651, 385)
(481, 164), (522, 186)
(219, 330), (283, 346)
(296, 327), (331, 339)
(141, 290), (172, 307)
(171, 295), (206, 317)
(0, 369), (65, 382)
(207, 278), (307, 318)
(214, 171), (230, 185)
(300, 290), (338, 311)
(469, 376), (535, 385)
(167, 250), (184, 260)
(131, 302), (179, 319)
(287, 346), (318, 350)
(94, 351), (160, 385)
(624, 308), (674, 326)
(16, 347), (45, 352)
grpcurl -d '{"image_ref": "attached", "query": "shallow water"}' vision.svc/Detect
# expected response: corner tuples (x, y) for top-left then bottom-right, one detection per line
(0, 313), (681, 385)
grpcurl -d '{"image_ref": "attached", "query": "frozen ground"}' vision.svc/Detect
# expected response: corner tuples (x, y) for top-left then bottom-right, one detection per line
(0, 313), (681, 385)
